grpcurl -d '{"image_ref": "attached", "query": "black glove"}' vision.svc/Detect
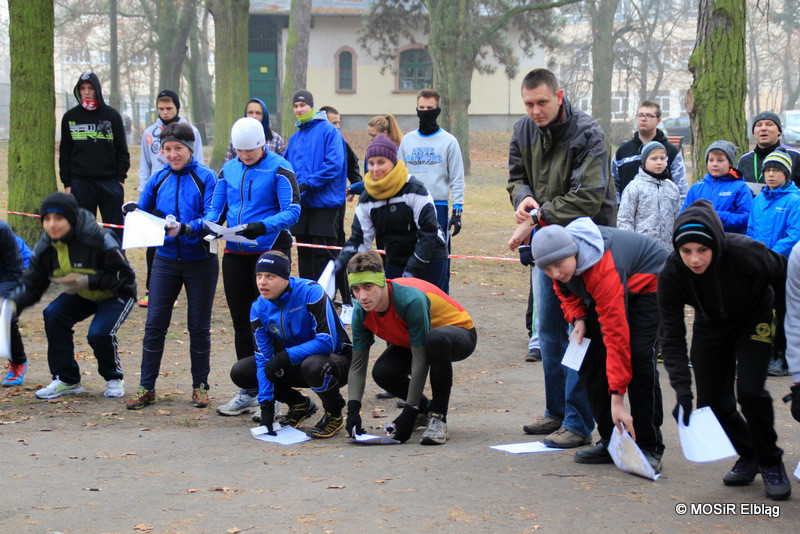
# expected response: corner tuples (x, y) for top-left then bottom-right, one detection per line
(198, 224), (221, 239)
(165, 223), (188, 237)
(518, 244), (534, 266)
(298, 183), (309, 193)
(386, 404), (420, 443)
(259, 400), (277, 435)
(346, 399), (364, 437)
(784, 384), (800, 423)
(672, 395), (693, 426)
(333, 255), (348, 274)
(235, 222), (266, 240)
(265, 351), (291, 381)
(449, 208), (462, 237)
(121, 201), (139, 215)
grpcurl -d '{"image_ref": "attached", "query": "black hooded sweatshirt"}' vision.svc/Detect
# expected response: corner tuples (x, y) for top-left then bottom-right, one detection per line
(657, 199), (786, 398)
(59, 72), (130, 187)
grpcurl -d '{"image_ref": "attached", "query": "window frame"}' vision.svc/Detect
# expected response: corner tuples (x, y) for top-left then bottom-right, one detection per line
(394, 44), (434, 93)
(335, 46), (357, 94)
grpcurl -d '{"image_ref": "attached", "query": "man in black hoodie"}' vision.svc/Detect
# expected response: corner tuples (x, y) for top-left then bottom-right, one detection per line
(658, 199), (791, 501)
(59, 72), (130, 243)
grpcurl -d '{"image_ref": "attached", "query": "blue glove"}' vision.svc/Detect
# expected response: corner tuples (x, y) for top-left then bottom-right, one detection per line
(518, 244), (534, 266)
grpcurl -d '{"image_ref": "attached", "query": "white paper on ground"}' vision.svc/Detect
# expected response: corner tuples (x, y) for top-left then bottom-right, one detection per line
(677, 406), (737, 463)
(607, 425), (659, 480)
(350, 432), (400, 445)
(561, 337), (590, 371)
(317, 261), (337, 300)
(0, 299), (13, 360)
(122, 210), (167, 250)
(794, 461), (800, 482)
(490, 441), (563, 454)
(203, 220), (258, 245)
(251, 424), (311, 445)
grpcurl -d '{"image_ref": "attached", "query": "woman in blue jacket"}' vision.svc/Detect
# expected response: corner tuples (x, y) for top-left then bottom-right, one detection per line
(207, 117), (302, 417)
(125, 122), (219, 410)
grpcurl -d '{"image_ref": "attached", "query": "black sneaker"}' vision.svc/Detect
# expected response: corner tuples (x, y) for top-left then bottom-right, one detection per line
(574, 441), (612, 464)
(279, 396), (318, 428)
(767, 357), (789, 377)
(722, 457), (759, 486)
(307, 411), (344, 439)
(642, 449), (663, 473)
(761, 462), (792, 500)
(525, 348), (541, 362)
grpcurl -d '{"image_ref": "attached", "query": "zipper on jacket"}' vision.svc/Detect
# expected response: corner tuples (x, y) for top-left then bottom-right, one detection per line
(235, 166), (250, 253)
(174, 172), (182, 260)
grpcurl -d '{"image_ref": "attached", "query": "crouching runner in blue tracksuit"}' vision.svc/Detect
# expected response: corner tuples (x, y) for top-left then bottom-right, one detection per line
(228, 251), (352, 439)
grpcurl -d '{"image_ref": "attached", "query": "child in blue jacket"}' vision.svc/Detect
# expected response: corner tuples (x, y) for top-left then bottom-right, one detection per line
(682, 141), (752, 233)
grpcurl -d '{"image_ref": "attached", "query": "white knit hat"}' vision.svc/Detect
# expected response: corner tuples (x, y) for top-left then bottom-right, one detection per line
(231, 117), (266, 150)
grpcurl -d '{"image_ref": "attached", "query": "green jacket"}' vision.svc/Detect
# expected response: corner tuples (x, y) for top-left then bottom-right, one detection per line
(507, 96), (616, 227)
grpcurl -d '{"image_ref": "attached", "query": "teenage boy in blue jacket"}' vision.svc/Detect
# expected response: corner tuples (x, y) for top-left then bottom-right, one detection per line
(283, 90), (347, 281)
(227, 251), (352, 439)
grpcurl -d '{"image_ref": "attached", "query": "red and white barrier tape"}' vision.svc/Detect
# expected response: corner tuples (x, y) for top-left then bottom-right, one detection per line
(9, 211), (519, 262)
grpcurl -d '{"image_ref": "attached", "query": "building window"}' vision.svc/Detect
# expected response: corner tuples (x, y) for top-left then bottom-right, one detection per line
(396, 46), (433, 91)
(335, 47), (356, 93)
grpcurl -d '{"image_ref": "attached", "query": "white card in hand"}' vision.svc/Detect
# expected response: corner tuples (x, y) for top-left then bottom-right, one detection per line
(561, 337), (590, 371)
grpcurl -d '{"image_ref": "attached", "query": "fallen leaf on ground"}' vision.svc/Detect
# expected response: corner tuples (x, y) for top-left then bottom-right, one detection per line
(134, 525), (153, 532)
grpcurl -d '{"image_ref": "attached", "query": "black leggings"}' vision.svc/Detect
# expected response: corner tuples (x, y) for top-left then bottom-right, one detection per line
(372, 326), (477, 416)
(691, 309), (782, 467)
(230, 354), (347, 413)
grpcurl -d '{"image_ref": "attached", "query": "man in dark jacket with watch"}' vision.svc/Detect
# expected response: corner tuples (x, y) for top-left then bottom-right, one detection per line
(507, 68), (616, 449)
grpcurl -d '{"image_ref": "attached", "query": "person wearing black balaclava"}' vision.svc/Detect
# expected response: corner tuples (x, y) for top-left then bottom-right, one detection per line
(397, 89), (465, 295)
(59, 72), (130, 245)
(135, 89), (205, 308)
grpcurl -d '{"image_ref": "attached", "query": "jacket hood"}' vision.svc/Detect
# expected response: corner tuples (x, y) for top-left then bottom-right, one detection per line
(565, 217), (604, 275)
(542, 96), (573, 138)
(73, 72), (105, 107)
(671, 199), (727, 260)
(762, 180), (799, 199)
(244, 98), (273, 140)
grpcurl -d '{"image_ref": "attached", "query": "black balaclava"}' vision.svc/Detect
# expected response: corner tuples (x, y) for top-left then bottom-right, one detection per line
(417, 108), (441, 136)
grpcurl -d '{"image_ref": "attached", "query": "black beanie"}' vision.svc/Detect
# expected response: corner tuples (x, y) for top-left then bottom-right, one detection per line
(40, 192), (78, 230)
(292, 89), (314, 108)
(673, 222), (714, 250)
(255, 251), (291, 280)
(752, 111), (781, 133)
(157, 89), (181, 112)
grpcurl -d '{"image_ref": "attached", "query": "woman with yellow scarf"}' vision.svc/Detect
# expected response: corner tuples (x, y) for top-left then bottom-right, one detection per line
(335, 134), (449, 291)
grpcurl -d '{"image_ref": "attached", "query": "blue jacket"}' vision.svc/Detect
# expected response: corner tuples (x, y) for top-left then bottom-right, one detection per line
(251, 277), (352, 402)
(15, 235), (31, 268)
(681, 170), (753, 233)
(137, 157), (218, 261)
(0, 220), (24, 298)
(208, 150), (301, 253)
(283, 111), (346, 209)
(746, 181), (800, 257)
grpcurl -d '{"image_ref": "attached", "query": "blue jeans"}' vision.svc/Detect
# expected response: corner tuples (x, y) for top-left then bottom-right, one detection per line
(537, 269), (594, 437)
(434, 203), (451, 294)
(42, 293), (134, 384)
(140, 254), (219, 390)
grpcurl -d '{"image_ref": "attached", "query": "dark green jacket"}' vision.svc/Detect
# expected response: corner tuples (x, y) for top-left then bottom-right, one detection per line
(507, 96), (616, 226)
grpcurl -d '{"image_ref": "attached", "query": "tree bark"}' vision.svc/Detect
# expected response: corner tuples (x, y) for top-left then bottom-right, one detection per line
(186, 10), (215, 144)
(109, 0), (121, 110)
(8, 0), (57, 245)
(688, 0), (746, 181)
(207, 0), (250, 170)
(141, 0), (197, 94)
(281, 0), (312, 138)
(587, 0), (620, 136)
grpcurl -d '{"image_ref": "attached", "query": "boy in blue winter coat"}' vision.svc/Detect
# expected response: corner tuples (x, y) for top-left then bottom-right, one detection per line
(682, 141), (752, 234)
(746, 150), (800, 377)
(227, 251), (352, 439)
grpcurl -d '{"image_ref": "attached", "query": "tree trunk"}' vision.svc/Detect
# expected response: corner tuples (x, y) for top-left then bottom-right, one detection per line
(281, 0), (312, 138)
(8, 0), (57, 245)
(589, 0), (620, 136)
(186, 10), (215, 145)
(207, 0), (250, 170)
(688, 0), (746, 181)
(108, 0), (121, 111)
(426, 0), (474, 175)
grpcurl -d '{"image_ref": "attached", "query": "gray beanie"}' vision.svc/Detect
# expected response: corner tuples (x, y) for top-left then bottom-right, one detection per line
(640, 141), (667, 165)
(531, 225), (578, 268)
(752, 111), (782, 133)
(292, 89), (314, 108)
(704, 140), (737, 167)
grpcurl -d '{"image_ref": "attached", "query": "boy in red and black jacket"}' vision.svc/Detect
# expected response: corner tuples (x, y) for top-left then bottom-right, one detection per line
(531, 217), (666, 471)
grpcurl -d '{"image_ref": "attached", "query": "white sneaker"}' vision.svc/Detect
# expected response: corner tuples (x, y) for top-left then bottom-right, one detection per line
(105, 379), (125, 398)
(216, 390), (259, 416)
(35, 378), (84, 399)
(339, 304), (354, 325)
(420, 412), (449, 445)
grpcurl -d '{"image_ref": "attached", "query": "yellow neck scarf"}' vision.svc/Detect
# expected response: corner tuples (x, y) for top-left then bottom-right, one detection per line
(364, 160), (409, 200)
